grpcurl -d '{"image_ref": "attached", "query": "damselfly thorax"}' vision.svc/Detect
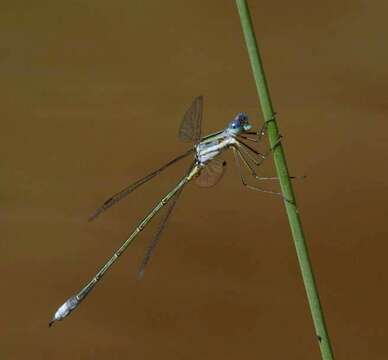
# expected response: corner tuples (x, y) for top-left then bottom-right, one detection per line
(196, 132), (238, 165)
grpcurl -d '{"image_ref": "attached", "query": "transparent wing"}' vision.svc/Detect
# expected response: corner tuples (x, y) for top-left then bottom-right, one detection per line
(88, 149), (193, 221)
(195, 159), (226, 187)
(137, 185), (184, 279)
(178, 96), (203, 144)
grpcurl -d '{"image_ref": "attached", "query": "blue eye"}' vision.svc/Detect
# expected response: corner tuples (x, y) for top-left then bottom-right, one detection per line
(238, 113), (248, 122)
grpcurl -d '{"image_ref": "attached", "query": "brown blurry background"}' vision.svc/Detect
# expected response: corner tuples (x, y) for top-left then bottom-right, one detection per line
(2, 1), (388, 359)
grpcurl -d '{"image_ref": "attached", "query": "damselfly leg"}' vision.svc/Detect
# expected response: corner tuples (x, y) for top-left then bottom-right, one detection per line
(232, 147), (286, 199)
(236, 135), (282, 164)
(236, 146), (279, 181)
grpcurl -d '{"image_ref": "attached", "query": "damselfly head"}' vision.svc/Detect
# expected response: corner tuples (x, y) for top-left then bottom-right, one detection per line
(228, 112), (252, 134)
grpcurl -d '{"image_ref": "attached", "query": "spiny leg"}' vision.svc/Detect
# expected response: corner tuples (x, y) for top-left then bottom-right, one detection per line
(237, 135), (260, 143)
(237, 142), (297, 181)
(237, 139), (266, 160)
(235, 146), (279, 181)
(232, 147), (286, 199)
(236, 135), (282, 166)
(238, 142), (266, 167)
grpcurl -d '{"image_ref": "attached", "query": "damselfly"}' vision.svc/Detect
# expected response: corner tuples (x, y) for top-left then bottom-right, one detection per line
(49, 96), (283, 326)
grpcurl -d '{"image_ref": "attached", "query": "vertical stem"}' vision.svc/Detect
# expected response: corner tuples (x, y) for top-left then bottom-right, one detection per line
(235, 1), (335, 359)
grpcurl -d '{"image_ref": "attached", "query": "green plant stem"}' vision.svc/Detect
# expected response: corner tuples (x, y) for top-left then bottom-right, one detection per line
(235, 1), (335, 359)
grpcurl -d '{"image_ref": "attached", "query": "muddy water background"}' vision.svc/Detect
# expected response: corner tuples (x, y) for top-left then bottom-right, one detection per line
(2, 1), (388, 359)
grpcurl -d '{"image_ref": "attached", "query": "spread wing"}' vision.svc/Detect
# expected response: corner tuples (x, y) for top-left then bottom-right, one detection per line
(195, 159), (226, 187)
(178, 96), (203, 144)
